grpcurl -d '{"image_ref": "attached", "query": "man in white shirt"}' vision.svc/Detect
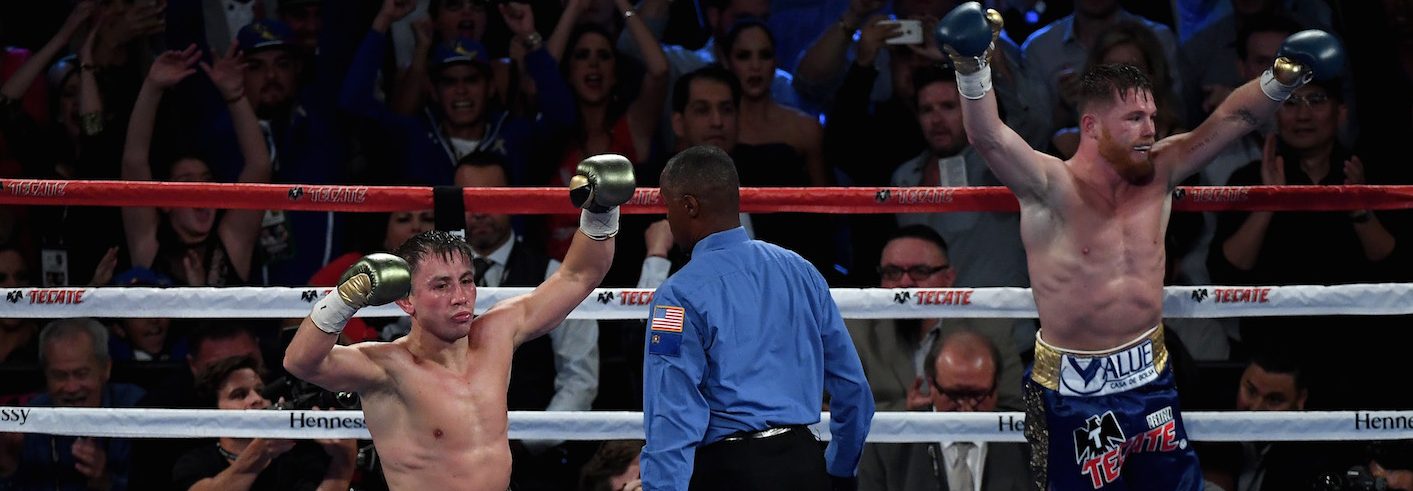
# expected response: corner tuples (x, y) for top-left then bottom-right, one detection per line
(858, 330), (1036, 491)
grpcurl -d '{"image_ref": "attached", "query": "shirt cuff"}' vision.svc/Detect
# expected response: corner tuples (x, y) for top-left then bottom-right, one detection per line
(638, 256), (671, 289)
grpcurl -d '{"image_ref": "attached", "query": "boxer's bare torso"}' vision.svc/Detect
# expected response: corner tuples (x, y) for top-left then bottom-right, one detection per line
(962, 83), (1275, 352)
(355, 320), (516, 491)
(1019, 157), (1172, 351)
(287, 244), (613, 491)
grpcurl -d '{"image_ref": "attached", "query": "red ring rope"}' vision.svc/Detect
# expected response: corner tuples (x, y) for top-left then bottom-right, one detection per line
(1, 179), (1410, 214)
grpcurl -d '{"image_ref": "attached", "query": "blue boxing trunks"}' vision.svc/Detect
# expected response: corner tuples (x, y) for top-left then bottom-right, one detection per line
(1023, 325), (1202, 490)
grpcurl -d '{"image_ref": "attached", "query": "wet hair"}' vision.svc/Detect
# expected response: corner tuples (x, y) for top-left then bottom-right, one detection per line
(196, 354), (263, 408)
(393, 230), (475, 276)
(924, 329), (1003, 389)
(578, 440), (645, 491)
(885, 224), (950, 257)
(39, 318), (109, 367)
(1250, 346), (1306, 391)
(672, 65), (742, 114)
(1086, 23), (1184, 129)
(1074, 63), (1154, 116)
(661, 145), (740, 214)
(721, 19), (775, 59)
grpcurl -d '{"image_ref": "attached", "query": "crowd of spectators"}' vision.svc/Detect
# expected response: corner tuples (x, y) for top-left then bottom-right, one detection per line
(0, 0), (1411, 489)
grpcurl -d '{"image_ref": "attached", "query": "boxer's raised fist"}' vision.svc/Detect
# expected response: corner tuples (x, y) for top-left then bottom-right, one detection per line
(337, 253), (412, 308)
(569, 154), (636, 213)
(936, 2), (1002, 74)
(1272, 29), (1345, 86)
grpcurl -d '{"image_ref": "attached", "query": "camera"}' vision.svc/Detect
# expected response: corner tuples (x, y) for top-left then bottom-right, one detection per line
(261, 376), (360, 410)
(1313, 466), (1388, 491)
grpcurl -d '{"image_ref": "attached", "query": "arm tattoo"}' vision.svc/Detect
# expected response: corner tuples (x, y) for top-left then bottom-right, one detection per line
(1227, 108), (1260, 128)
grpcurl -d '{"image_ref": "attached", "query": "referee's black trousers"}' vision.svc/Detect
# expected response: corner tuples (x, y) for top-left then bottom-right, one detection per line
(688, 427), (830, 490)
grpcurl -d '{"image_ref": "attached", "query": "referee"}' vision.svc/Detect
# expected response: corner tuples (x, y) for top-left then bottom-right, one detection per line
(641, 146), (874, 490)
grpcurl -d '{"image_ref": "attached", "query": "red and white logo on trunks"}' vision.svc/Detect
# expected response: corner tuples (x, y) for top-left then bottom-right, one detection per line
(1073, 408), (1184, 488)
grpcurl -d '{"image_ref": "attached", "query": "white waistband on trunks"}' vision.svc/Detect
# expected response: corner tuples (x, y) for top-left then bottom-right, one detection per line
(1031, 324), (1168, 397)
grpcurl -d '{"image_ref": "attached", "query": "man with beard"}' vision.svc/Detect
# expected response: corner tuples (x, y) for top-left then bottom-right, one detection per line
(198, 16), (364, 286)
(890, 65), (1033, 348)
(937, 3), (1344, 489)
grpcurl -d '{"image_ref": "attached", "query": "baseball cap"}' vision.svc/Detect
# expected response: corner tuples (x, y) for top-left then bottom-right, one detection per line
(430, 38), (490, 72)
(237, 19), (295, 53)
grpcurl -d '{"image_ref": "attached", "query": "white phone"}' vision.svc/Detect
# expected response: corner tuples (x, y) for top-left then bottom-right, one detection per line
(882, 19), (924, 45)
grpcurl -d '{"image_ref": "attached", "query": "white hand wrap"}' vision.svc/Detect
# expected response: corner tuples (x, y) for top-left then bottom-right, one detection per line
(957, 65), (993, 100)
(1258, 68), (1299, 102)
(310, 292), (357, 335)
(580, 207), (620, 240)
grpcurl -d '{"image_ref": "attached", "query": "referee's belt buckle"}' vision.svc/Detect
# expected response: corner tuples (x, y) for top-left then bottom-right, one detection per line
(721, 426), (796, 442)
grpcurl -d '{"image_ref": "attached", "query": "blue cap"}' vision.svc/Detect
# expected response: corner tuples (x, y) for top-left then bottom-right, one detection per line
(237, 19), (295, 52)
(431, 38), (490, 71)
(112, 267), (174, 287)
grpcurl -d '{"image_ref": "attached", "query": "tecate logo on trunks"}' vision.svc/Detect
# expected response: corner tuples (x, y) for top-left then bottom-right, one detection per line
(1058, 341), (1157, 397)
(1074, 409), (1184, 488)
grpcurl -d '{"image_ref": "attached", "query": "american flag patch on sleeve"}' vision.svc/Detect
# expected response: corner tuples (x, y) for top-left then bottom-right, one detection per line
(650, 306), (685, 332)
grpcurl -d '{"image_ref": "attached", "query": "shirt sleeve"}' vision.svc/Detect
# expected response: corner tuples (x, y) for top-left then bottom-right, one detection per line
(523, 48), (577, 131)
(637, 256), (672, 289)
(814, 269), (874, 477)
(338, 30), (418, 136)
(640, 283), (711, 491)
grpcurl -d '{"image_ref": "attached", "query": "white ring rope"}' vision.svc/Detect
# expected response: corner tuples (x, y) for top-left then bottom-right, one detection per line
(1, 283), (1410, 319)
(1, 407), (1409, 442)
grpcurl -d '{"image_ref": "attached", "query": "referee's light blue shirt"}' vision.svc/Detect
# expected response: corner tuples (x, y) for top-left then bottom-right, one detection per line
(641, 227), (874, 490)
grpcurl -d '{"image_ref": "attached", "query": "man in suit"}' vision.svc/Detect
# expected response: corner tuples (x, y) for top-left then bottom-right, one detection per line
(889, 65), (1035, 350)
(859, 329), (1036, 491)
(846, 225), (1023, 412)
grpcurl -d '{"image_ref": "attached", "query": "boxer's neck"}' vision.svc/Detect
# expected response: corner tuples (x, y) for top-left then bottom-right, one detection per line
(402, 327), (470, 370)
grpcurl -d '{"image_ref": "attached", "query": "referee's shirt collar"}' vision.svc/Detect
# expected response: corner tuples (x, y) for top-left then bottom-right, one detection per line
(693, 227), (749, 256)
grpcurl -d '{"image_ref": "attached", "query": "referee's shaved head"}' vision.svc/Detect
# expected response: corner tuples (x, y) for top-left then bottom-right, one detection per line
(660, 145), (742, 251)
(661, 145), (740, 215)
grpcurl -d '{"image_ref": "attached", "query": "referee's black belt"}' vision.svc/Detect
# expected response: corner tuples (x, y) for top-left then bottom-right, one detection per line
(718, 425), (810, 443)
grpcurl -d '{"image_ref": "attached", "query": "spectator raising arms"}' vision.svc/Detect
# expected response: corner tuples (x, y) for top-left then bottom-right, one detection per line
(121, 45), (271, 286)
(341, 0), (574, 186)
(541, 0), (669, 260)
